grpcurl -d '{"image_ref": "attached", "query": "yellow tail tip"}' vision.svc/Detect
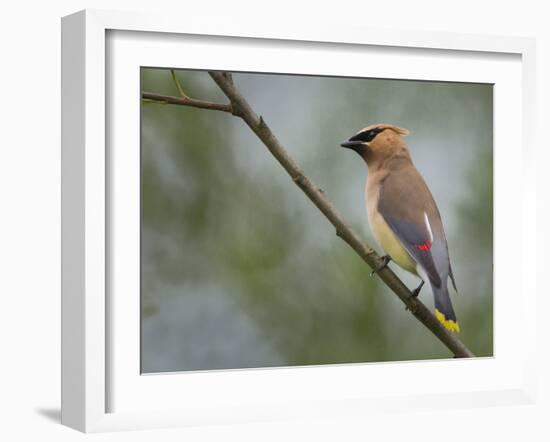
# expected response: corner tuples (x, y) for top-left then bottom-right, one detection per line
(435, 309), (460, 333)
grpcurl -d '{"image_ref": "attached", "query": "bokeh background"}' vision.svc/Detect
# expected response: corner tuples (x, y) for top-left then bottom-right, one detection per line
(140, 68), (493, 373)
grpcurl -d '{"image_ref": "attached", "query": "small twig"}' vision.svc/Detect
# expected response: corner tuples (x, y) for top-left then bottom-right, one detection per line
(170, 69), (189, 99)
(142, 70), (233, 113)
(142, 98), (168, 105)
(141, 92), (233, 113)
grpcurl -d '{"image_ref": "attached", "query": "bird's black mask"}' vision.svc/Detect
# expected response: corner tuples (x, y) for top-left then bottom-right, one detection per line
(340, 127), (385, 155)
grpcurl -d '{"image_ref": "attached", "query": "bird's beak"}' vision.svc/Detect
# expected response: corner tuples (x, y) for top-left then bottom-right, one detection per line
(340, 139), (367, 154)
(340, 140), (364, 149)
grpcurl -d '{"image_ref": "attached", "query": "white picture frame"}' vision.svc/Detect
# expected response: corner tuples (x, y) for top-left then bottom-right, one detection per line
(61, 9), (537, 433)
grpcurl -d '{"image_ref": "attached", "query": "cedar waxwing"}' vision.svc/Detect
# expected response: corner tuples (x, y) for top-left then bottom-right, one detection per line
(341, 124), (459, 332)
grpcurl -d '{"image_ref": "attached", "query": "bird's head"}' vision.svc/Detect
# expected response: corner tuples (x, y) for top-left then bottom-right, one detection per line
(340, 123), (410, 164)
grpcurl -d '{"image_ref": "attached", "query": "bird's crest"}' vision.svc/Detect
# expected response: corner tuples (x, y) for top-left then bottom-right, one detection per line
(359, 123), (410, 137)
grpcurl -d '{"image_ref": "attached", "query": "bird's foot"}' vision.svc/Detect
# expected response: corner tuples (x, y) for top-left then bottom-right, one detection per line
(405, 280), (425, 311)
(411, 280), (425, 298)
(370, 255), (392, 277)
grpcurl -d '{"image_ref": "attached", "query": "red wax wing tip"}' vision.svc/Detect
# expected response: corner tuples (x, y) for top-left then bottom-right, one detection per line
(415, 240), (432, 251)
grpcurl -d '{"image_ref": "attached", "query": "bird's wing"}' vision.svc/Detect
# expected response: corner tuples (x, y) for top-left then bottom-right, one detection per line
(377, 166), (448, 287)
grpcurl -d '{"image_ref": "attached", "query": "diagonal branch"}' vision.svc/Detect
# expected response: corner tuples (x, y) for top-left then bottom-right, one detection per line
(141, 71), (475, 358)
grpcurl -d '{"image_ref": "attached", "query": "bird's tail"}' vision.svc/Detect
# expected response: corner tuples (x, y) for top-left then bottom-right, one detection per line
(432, 283), (460, 332)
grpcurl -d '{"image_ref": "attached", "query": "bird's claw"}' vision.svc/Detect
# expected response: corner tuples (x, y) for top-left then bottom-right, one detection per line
(370, 255), (392, 277)
(405, 280), (425, 311)
(411, 280), (425, 298)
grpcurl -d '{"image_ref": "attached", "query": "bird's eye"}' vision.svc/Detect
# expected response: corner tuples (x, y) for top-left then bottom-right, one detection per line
(351, 128), (383, 143)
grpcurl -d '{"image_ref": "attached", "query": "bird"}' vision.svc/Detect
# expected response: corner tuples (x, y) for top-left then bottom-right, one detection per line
(340, 123), (459, 332)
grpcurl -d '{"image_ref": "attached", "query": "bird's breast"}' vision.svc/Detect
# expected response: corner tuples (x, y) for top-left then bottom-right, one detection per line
(366, 176), (418, 275)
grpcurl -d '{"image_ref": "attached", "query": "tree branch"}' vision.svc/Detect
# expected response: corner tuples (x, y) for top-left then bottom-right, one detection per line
(141, 92), (233, 113)
(140, 71), (475, 358)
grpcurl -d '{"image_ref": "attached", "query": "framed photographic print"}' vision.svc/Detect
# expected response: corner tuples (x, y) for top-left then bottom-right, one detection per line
(61, 9), (537, 432)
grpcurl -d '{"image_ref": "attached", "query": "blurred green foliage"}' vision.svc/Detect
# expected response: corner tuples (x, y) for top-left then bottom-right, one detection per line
(140, 69), (493, 372)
